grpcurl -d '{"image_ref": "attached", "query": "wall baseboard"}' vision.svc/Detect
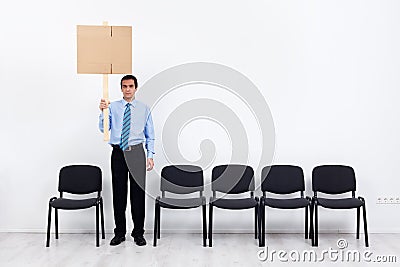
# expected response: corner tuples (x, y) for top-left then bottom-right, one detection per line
(1, 229), (400, 234)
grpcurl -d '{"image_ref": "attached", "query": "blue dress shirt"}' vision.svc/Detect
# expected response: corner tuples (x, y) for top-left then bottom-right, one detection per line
(99, 99), (155, 158)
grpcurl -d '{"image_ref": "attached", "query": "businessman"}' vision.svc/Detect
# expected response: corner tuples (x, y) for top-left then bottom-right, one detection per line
(99, 74), (155, 246)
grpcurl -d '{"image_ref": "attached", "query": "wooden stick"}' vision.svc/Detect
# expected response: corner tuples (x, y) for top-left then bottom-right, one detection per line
(102, 21), (110, 141)
(103, 74), (110, 141)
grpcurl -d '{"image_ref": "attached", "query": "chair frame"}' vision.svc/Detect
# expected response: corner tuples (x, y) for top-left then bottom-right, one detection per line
(312, 165), (369, 247)
(153, 165), (207, 247)
(259, 165), (313, 247)
(46, 165), (105, 247)
(208, 164), (259, 247)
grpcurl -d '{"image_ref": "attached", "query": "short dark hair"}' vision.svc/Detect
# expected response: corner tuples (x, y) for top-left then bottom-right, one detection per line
(120, 75), (138, 88)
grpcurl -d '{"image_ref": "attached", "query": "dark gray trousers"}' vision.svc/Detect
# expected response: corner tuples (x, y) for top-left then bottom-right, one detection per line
(111, 144), (146, 237)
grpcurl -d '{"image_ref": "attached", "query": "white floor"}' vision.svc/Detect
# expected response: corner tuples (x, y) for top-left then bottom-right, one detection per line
(0, 233), (399, 266)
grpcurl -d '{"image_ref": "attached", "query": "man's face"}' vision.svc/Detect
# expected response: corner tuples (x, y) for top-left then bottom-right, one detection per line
(121, 79), (137, 100)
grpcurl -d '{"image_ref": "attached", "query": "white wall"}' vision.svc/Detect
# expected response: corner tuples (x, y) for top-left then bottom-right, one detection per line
(1, 0), (399, 233)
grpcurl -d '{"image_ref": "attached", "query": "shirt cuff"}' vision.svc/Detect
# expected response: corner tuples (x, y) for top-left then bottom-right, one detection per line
(147, 151), (154, 159)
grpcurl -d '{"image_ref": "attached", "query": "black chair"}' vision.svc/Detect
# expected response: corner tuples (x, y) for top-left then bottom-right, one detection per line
(153, 165), (207, 247)
(46, 165), (105, 247)
(312, 165), (369, 247)
(209, 164), (259, 247)
(259, 165), (313, 246)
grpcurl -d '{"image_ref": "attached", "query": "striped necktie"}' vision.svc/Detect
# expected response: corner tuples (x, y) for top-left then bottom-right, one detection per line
(120, 103), (131, 151)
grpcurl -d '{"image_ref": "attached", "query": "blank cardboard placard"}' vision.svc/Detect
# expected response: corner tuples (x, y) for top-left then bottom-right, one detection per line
(77, 24), (132, 141)
(77, 25), (132, 74)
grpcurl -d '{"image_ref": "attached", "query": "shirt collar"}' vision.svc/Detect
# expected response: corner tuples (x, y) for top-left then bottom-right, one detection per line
(122, 98), (137, 107)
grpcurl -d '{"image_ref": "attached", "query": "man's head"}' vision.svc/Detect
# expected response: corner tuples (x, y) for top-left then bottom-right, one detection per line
(120, 75), (138, 102)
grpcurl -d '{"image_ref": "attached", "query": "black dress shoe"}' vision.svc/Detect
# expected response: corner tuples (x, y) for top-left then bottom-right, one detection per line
(110, 236), (125, 246)
(133, 236), (147, 246)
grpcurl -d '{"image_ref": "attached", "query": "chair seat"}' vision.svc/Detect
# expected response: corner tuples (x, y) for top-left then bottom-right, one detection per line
(158, 197), (205, 209)
(317, 197), (363, 209)
(212, 197), (258, 210)
(50, 198), (98, 210)
(264, 197), (310, 209)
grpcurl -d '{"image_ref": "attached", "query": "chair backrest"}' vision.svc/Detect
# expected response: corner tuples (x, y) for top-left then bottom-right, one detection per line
(161, 165), (204, 194)
(212, 164), (254, 194)
(59, 165), (102, 194)
(261, 165), (305, 194)
(312, 165), (356, 194)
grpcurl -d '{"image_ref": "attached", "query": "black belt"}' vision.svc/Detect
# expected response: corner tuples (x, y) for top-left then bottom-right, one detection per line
(112, 143), (143, 151)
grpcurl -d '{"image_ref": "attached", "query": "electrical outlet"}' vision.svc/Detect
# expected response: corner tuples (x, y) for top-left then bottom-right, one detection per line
(377, 197), (387, 204)
(377, 196), (400, 204)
